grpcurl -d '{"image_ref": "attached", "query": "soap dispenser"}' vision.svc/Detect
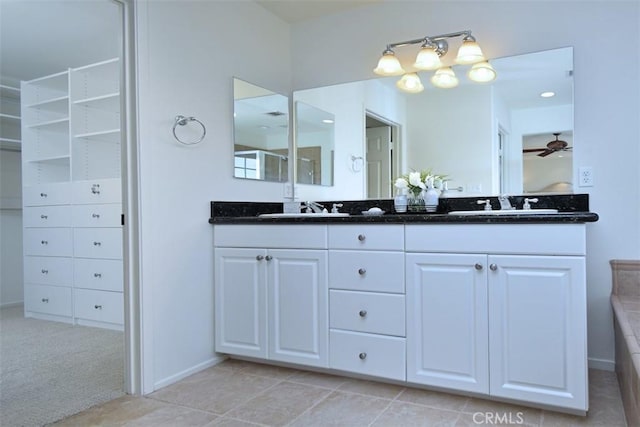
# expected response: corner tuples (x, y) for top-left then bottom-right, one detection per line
(424, 177), (439, 213)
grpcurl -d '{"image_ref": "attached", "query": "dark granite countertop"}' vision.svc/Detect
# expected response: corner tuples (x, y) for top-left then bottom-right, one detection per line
(209, 194), (599, 225)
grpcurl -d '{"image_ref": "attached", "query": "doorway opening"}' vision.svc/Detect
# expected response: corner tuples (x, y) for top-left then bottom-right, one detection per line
(365, 112), (401, 199)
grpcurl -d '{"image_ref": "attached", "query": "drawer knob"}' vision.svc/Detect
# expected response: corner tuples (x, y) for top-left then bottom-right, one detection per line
(93, 241), (102, 246)
(41, 214), (48, 219)
(40, 193), (48, 198)
(265, 255), (273, 261)
(91, 184), (101, 194)
(94, 305), (103, 310)
(359, 310), (367, 318)
(256, 255), (264, 261)
(41, 269), (49, 274)
(41, 240), (48, 245)
(94, 273), (102, 278)
(92, 213), (100, 218)
(359, 352), (367, 360)
(357, 234), (366, 242)
(358, 268), (366, 275)
(41, 298), (49, 303)
(475, 263), (483, 270)
(490, 264), (498, 271)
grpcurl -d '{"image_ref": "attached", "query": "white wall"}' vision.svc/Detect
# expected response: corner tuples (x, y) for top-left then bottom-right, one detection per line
(135, 0), (291, 391)
(289, 0), (640, 369)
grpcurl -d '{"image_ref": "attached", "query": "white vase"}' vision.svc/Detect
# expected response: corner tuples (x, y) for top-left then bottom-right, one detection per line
(424, 179), (439, 212)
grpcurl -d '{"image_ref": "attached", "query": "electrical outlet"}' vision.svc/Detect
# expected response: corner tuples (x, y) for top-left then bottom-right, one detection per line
(579, 167), (594, 187)
(468, 183), (482, 193)
(283, 183), (293, 198)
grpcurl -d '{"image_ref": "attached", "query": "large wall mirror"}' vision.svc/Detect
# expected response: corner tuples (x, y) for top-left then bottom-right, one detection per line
(233, 78), (289, 182)
(295, 101), (335, 186)
(292, 47), (574, 200)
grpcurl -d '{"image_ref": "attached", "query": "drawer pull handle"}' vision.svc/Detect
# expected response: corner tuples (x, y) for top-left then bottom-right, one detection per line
(265, 255), (273, 261)
(357, 234), (366, 242)
(41, 269), (49, 274)
(41, 298), (49, 303)
(94, 273), (102, 278)
(359, 310), (367, 318)
(92, 213), (100, 218)
(94, 305), (103, 310)
(358, 268), (366, 275)
(475, 263), (483, 270)
(41, 240), (48, 245)
(490, 264), (498, 271)
(256, 255), (264, 261)
(359, 352), (367, 360)
(91, 184), (101, 194)
(41, 215), (48, 219)
(40, 193), (48, 198)
(93, 241), (102, 246)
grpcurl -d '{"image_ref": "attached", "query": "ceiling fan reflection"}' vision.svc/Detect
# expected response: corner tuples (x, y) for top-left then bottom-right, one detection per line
(523, 133), (572, 157)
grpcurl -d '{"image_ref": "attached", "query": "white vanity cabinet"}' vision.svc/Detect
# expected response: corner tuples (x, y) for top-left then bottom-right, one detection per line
(214, 225), (329, 368)
(327, 224), (406, 381)
(405, 224), (588, 412)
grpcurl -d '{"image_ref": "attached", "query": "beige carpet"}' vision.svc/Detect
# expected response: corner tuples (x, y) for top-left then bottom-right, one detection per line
(0, 305), (125, 427)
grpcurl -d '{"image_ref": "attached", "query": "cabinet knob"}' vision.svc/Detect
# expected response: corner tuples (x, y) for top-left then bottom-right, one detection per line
(40, 215), (48, 219)
(265, 255), (273, 261)
(41, 240), (48, 245)
(359, 310), (367, 318)
(358, 268), (366, 275)
(41, 298), (49, 303)
(94, 273), (102, 278)
(357, 234), (366, 242)
(94, 305), (103, 310)
(93, 241), (102, 246)
(40, 193), (48, 198)
(41, 269), (49, 274)
(256, 255), (264, 261)
(475, 263), (483, 270)
(92, 213), (100, 218)
(359, 352), (367, 360)
(91, 184), (101, 194)
(490, 263), (498, 271)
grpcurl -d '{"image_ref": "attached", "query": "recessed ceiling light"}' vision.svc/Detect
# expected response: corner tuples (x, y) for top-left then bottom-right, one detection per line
(540, 91), (555, 98)
(322, 119), (334, 124)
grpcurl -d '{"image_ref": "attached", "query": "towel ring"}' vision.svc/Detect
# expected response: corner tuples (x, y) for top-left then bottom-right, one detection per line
(172, 115), (206, 145)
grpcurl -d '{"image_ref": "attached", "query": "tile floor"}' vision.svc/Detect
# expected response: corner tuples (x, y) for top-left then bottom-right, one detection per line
(54, 359), (628, 426)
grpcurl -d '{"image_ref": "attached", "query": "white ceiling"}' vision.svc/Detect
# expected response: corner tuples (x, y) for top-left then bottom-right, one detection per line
(255, 0), (382, 23)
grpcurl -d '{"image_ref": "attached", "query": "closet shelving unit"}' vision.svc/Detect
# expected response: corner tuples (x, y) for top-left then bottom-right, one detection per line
(0, 84), (22, 151)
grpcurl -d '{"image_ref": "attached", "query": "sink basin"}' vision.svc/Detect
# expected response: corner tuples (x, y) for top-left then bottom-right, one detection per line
(448, 209), (558, 216)
(259, 212), (350, 218)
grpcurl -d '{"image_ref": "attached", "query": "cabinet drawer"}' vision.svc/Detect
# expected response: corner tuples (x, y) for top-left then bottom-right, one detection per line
(24, 284), (72, 317)
(23, 228), (73, 256)
(329, 330), (406, 381)
(73, 228), (122, 259)
(72, 178), (121, 204)
(328, 225), (404, 250)
(23, 206), (72, 227)
(72, 204), (122, 227)
(214, 224), (327, 249)
(329, 250), (404, 293)
(330, 290), (405, 337)
(74, 258), (123, 292)
(74, 288), (123, 325)
(24, 256), (72, 286)
(23, 183), (71, 206)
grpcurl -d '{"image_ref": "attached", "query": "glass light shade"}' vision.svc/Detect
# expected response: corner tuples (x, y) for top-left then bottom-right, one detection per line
(396, 73), (424, 93)
(467, 61), (497, 83)
(373, 52), (405, 76)
(431, 67), (459, 89)
(413, 46), (442, 70)
(455, 39), (485, 64)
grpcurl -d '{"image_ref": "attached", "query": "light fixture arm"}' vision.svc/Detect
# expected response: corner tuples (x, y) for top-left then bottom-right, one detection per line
(385, 30), (473, 57)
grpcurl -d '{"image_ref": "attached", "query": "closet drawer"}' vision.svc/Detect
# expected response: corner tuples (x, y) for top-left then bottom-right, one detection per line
(24, 284), (72, 317)
(330, 290), (405, 337)
(73, 228), (122, 259)
(329, 250), (404, 293)
(329, 329), (406, 381)
(74, 258), (123, 292)
(23, 205), (72, 227)
(23, 228), (73, 256)
(24, 256), (73, 286)
(23, 183), (71, 206)
(72, 204), (122, 227)
(74, 288), (123, 325)
(72, 179), (121, 204)
(328, 225), (404, 250)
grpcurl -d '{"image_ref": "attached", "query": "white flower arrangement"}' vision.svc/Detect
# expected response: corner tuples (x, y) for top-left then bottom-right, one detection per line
(394, 169), (447, 198)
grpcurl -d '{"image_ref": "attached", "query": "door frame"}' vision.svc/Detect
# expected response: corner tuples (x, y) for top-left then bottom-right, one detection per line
(364, 111), (402, 199)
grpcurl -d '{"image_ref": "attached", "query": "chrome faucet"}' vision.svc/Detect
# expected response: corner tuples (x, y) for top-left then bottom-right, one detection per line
(498, 194), (515, 210)
(302, 201), (325, 213)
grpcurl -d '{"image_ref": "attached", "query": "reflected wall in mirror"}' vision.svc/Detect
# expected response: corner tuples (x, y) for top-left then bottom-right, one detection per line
(292, 47), (573, 200)
(233, 78), (289, 182)
(295, 101), (335, 186)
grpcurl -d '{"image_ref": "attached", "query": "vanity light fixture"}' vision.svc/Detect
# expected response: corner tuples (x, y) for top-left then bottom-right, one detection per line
(374, 30), (496, 92)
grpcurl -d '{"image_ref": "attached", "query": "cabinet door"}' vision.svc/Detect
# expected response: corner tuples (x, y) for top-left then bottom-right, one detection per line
(488, 255), (587, 411)
(215, 248), (267, 359)
(406, 253), (489, 394)
(268, 249), (328, 367)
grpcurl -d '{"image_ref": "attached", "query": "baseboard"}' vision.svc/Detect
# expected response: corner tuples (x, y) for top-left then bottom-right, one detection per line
(152, 355), (227, 392)
(589, 357), (615, 371)
(0, 301), (23, 309)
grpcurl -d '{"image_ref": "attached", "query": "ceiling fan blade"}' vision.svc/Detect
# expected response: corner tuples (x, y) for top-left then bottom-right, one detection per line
(538, 149), (555, 157)
(523, 148), (547, 153)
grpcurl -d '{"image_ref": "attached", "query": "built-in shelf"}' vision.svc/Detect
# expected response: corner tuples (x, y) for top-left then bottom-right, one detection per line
(27, 117), (70, 129)
(0, 113), (21, 121)
(73, 92), (120, 110)
(74, 129), (121, 143)
(25, 95), (69, 110)
(0, 138), (21, 151)
(0, 84), (20, 99)
(26, 155), (70, 166)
